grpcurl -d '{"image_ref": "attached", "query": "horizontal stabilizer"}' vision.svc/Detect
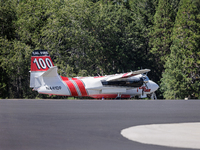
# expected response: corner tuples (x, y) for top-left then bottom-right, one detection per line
(41, 66), (58, 77)
(106, 69), (150, 81)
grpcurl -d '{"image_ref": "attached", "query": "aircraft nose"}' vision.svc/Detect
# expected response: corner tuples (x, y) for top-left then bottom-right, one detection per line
(148, 80), (159, 92)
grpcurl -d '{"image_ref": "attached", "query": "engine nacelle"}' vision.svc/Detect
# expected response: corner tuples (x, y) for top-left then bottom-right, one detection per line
(101, 78), (143, 87)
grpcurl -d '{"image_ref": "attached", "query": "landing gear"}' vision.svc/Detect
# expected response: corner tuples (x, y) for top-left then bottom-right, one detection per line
(115, 93), (121, 99)
(151, 92), (157, 100)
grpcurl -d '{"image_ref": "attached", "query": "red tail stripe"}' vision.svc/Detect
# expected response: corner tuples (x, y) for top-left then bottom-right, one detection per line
(60, 76), (69, 81)
(72, 78), (88, 96)
(63, 80), (78, 96)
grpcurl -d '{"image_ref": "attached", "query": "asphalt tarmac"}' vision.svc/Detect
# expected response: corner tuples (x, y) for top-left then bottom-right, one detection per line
(0, 99), (200, 150)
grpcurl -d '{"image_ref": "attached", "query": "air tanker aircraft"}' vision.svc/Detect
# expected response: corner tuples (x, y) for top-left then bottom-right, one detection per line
(30, 50), (159, 99)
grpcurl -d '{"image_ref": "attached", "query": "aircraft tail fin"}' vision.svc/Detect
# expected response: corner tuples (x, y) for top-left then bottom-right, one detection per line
(30, 50), (54, 88)
(32, 66), (60, 89)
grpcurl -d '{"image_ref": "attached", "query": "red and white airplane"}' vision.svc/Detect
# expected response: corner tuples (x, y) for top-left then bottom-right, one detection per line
(30, 50), (159, 99)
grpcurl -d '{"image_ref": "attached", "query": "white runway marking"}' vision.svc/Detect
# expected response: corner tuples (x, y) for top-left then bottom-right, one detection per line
(121, 122), (200, 149)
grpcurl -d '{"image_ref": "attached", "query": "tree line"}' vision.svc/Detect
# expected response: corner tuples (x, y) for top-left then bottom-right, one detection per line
(0, 0), (200, 99)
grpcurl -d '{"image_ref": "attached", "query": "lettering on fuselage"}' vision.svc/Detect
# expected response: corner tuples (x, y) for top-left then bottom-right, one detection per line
(46, 86), (62, 90)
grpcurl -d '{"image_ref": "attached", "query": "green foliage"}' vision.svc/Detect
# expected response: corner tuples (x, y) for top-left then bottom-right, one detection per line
(0, 1), (17, 98)
(16, 0), (54, 48)
(87, 2), (141, 75)
(0, 0), (16, 40)
(0, 37), (11, 98)
(150, 0), (179, 64)
(161, 0), (200, 99)
(41, 0), (144, 76)
(149, 0), (180, 98)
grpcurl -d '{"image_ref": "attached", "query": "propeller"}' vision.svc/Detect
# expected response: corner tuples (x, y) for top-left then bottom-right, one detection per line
(141, 73), (149, 96)
(142, 73), (149, 83)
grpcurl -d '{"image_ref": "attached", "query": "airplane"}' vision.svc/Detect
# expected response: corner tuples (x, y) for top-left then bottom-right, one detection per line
(30, 50), (159, 99)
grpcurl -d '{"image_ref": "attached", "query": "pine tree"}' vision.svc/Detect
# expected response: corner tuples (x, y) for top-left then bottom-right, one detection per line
(150, 0), (180, 77)
(0, 0), (17, 98)
(129, 0), (159, 81)
(87, 2), (140, 75)
(1, 0), (53, 98)
(161, 0), (200, 99)
(41, 0), (141, 76)
(16, 0), (54, 48)
(149, 0), (180, 98)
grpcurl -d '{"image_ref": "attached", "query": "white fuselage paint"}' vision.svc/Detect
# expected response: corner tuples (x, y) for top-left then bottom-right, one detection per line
(36, 73), (159, 98)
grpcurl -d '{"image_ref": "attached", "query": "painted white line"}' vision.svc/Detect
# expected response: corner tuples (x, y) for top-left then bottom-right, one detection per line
(121, 122), (200, 149)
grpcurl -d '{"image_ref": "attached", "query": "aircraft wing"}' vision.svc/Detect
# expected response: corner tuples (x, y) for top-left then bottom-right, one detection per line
(106, 69), (150, 81)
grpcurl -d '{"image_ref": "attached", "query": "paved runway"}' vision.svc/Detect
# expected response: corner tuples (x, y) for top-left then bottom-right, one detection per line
(0, 99), (200, 150)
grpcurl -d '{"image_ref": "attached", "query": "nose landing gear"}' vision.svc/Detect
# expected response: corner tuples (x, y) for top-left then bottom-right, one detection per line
(150, 92), (157, 100)
(115, 93), (121, 99)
